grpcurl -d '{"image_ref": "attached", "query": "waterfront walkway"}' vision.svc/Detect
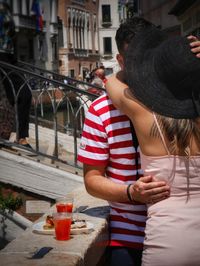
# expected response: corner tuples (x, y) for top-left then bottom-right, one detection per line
(9, 123), (82, 170)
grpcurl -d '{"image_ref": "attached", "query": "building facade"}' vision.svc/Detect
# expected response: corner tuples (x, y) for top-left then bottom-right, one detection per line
(169, 0), (200, 37)
(58, 0), (100, 78)
(139, 0), (181, 36)
(98, 0), (140, 75)
(98, 0), (119, 75)
(4, 0), (59, 71)
(4, 0), (199, 79)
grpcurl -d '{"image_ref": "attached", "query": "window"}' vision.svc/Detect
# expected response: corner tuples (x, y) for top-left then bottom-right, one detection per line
(18, 0), (22, 13)
(28, 39), (34, 60)
(58, 18), (63, 47)
(102, 5), (111, 22)
(103, 37), (112, 54)
(26, 0), (30, 15)
(38, 39), (43, 59)
(7, 0), (13, 13)
(133, 0), (139, 13)
(105, 68), (113, 76)
(52, 41), (57, 60)
(70, 69), (75, 78)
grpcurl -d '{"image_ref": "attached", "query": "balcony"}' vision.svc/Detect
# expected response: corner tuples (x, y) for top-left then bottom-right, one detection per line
(74, 48), (88, 57)
(68, 48), (88, 58)
(101, 19), (112, 28)
(102, 52), (113, 60)
(13, 14), (46, 32)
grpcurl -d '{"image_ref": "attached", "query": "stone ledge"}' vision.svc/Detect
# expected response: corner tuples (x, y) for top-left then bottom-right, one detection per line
(0, 187), (110, 266)
(0, 150), (83, 199)
(0, 253), (82, 266)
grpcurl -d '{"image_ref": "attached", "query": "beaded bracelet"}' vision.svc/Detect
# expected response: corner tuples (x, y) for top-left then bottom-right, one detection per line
(127, 184), (134, 202)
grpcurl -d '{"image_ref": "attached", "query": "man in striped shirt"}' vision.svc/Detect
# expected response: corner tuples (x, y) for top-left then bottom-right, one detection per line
(78, 17), (170, 266)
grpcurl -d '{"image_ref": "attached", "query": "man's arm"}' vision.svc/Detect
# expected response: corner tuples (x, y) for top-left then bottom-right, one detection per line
(84, 164), (128, 202)
(84, 164), (170, 204)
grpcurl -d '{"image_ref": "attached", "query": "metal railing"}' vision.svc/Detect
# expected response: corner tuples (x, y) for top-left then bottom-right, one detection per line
(101, 19), (113, 27)
(0, 61), (105, 168)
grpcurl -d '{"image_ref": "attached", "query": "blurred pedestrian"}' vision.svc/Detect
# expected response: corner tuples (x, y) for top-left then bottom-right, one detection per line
(87, 76), (103, 96)
(0, 2), (32, 148)
(95, 67), (108, 86)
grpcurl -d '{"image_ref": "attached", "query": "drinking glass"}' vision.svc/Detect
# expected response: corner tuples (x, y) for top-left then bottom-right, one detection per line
(56, 196), (73, 213)
(53, 212), (72, 240)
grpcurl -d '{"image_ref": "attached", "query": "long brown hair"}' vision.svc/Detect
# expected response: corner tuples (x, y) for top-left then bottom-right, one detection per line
(151, 115), (200, 156)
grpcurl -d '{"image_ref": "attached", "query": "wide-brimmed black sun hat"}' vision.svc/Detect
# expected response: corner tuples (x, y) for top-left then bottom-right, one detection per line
(125, 27), (200, 119)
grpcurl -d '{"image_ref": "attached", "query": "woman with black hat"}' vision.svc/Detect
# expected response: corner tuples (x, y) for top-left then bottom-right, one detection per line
(106, 27), (200, 265)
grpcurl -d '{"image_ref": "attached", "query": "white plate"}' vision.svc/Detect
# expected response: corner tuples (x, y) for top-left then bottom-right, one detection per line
(32, 221), (94, 235)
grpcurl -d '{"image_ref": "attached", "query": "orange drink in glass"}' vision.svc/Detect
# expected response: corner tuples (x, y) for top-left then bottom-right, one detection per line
(53, 212), (72, 240)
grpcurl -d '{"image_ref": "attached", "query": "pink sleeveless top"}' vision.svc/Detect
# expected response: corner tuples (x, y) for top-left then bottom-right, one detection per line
(141, 114), (200, 266)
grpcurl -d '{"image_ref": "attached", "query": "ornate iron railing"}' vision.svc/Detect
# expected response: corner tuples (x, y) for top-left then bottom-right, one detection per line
(0, 61), (104, 168)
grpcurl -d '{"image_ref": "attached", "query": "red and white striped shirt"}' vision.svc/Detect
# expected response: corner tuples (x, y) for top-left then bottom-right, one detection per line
(78, 94), (147, 249)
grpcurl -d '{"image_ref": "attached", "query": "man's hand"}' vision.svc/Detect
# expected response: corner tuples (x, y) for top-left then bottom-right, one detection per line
(130, 176), (170, 204)
(187, 35), (200, 58)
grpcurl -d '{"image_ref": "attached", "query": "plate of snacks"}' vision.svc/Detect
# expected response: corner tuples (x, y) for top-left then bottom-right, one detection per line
(71, 219), (94, 234)
(32, 215), (94, 235)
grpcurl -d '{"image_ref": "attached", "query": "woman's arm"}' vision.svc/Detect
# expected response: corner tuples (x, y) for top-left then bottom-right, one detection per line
(106, 72), (130, 111)
(106, 71), (142, 120)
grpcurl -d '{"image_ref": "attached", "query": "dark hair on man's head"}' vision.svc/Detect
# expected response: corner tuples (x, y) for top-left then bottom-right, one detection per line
(115, 17), (156, 54)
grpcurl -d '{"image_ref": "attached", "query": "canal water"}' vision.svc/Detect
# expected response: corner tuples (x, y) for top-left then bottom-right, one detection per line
(31, 102), (85, 136)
